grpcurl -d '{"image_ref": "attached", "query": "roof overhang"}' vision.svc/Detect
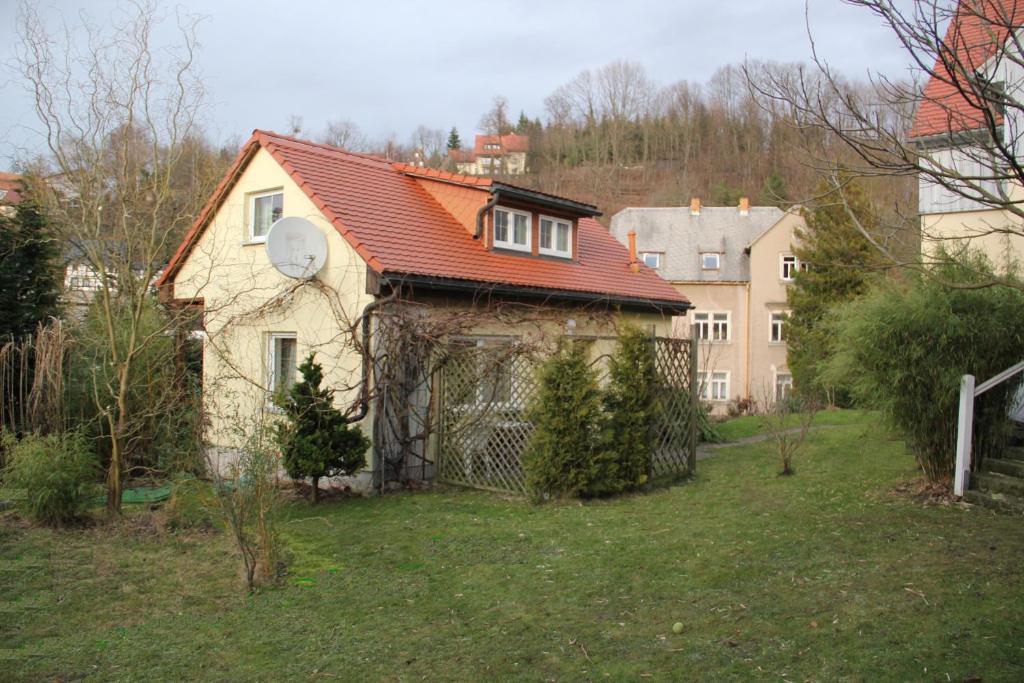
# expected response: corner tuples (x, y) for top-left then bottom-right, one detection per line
(380, 271), (691, 315)
(490, 182), (601, 218)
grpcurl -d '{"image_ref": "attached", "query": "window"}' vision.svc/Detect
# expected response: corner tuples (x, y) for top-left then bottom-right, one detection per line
(697, 371), (730, 401)
(775, 373), (793, 402)
(702, 253), (721, 270)
(493, 207), (531, 252)
(770, 311), (788, 343)
(640, 252), (662, 269)
(692, 311), (730, 342)
(780, 254), (801, 281)
(268, 333), (297, 400)
(539, 215), (572, 257)
(250, 190), (283, 242)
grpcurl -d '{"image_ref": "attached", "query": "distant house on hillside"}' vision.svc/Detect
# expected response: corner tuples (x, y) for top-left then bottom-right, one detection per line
(0, 172), (24, 217)
(611, 198), (805, 412)
(448, 134), (529, 175)
(911, 0), (1024, 271)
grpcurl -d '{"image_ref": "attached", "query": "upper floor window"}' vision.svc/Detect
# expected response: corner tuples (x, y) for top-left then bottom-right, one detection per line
(780, 254), (802, 281)
(250, 190), (283, 242)
(494, 207), (531, 252)
(770, 311), (788, 343)
(483, 143), (501, 150)
(693, 311), (730, 342)
(539, 215), (572, 258)
(640, 251), (662, 269)
(702, 253), (721, 270)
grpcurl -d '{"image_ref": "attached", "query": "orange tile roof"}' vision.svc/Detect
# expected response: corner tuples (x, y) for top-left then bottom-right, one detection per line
(161, 131), (688, 311)
(473, 134), (530, 155)
(910, 0), (1024, 139)
(0, 172), (23, 204)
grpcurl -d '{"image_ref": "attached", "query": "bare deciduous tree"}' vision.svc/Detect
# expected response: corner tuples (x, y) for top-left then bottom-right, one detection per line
(16, 0), (216, 512)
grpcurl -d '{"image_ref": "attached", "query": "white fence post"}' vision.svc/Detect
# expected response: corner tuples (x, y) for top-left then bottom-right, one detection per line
(954, 374), (976, 497)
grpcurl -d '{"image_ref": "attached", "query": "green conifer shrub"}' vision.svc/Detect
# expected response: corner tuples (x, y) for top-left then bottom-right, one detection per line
(522, 340), (603, 500)
(274, 354), (369, 503)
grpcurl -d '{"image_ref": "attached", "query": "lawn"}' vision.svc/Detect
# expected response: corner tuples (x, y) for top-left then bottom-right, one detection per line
(3, 411), (1024, 681)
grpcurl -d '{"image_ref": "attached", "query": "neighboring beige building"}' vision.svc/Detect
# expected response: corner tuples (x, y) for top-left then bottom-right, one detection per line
(159, 130), (689, 487)
(448, 134), (529, 175)
(911, 1), (1024, 271)
(611, 198), (805, 412)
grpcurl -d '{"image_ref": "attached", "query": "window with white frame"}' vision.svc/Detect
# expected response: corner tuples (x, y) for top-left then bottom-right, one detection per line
(692, 311), (730, 342)
(693, 312), (710, 340)
(539, 215), (572, 257)
(493, 207), (531, 252)
(697, 371), (729, 401)
(268, 333), (297, 400)
(701, 252), (721, 270)
(770, 311), (788, 343)
(640, 251), (662, 269)
(250, 190), (283, 242)
(780, 254), (802, 281)
(775, 373), (793, 401)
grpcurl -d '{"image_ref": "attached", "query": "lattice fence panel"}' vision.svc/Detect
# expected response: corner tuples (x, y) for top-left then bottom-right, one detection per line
(437, 344), (537, 494)
(651, 337), (697, 478)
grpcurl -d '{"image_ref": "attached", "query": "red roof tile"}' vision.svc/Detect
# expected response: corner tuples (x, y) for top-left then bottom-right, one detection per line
(910, 0), (1024, 139)
(161, 131), (688, 311)
(473, 134), (530, 155)
(0, 172), (23, 205)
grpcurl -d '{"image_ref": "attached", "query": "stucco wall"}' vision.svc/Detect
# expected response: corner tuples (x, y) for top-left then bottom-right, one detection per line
(921, 207), (1024, 273)
(748, 211), (802, 402)
(173, 148), (373, 449)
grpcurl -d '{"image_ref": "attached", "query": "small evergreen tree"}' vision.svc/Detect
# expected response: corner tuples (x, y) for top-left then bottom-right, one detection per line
(787, 179), (886, 402)
(760, 171), (788, 207)
(515, 111), (530, 134)
(522, 340), (603, 500)
(0, 188), (62, 339)
(598, 325), (657, 494)
(446, 127), (462, 151)
(275, 354), (369, 503)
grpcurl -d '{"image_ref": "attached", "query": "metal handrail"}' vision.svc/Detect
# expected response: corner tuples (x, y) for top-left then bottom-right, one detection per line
(954, 360), (1024, 496)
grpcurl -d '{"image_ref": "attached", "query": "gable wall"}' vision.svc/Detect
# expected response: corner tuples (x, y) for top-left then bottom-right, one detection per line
(173, 147), (372, 449)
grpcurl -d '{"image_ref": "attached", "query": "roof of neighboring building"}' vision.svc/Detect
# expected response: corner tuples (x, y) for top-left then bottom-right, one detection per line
(0, 172), (24, 205)
(161, 130), (688, 312)
(909, 0), (1024, 139)
(609, 205), (786, 282)
(474, 134), (529, 155)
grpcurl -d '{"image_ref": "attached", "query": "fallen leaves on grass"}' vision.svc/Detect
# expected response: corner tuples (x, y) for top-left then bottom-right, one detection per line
(889, 478), (963, 507)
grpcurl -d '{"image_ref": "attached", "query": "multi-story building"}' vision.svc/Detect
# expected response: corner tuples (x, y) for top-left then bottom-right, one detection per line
(611, 198), (805, 412)
(912, 0), (1024, 271)
(449, 134), (529, 175)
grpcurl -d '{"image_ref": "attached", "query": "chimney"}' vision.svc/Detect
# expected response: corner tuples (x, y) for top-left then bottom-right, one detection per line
(628, 230), (640, 272)
(739, 197), (749, 216)
(690, 197), (700, 216)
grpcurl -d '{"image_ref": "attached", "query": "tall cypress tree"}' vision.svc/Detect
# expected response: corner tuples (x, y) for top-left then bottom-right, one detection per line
(787, 179), (886, 402)
(0, 188), (62, 339)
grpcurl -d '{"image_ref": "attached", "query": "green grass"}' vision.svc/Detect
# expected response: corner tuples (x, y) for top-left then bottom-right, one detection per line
(713, 408), (871, 442)
(3, 410), (1024, 681)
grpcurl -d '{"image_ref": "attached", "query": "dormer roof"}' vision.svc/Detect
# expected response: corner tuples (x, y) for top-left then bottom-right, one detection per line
(160, 130), (688, 313)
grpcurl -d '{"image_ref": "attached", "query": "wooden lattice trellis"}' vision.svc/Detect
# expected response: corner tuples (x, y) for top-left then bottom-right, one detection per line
(436, 335), (697, 495)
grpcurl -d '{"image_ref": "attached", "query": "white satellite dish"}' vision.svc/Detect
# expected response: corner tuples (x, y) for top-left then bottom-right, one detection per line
(265, 217), (328, 279)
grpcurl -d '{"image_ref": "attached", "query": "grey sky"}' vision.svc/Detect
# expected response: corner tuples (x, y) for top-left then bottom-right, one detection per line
(0, 0), (917, 167)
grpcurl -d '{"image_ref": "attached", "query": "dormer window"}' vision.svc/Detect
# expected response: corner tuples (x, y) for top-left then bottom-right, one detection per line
(701, 252), (720, 270)
(494, 207), (531, 252)
(539, 215), (572, 258)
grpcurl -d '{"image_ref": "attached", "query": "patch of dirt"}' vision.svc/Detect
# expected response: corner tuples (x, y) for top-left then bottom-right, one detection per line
(888, 478), (965, 508)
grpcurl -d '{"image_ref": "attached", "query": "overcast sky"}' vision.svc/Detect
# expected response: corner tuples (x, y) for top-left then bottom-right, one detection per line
(0, 0), (918, 168)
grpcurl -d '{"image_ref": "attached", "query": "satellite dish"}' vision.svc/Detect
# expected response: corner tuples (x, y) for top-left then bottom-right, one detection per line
(265, 217), (328, 279)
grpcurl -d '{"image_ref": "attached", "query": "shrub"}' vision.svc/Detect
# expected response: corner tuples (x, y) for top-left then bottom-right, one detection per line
(3, 430), (98, 526)
(824, 256), (1024, 482)
(522, 339), (603, 500)
(597, 326), (657, 494)
(211, 419), (284, 591)
(165, 475), (217, 530)
(275, 354), (369, 504)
